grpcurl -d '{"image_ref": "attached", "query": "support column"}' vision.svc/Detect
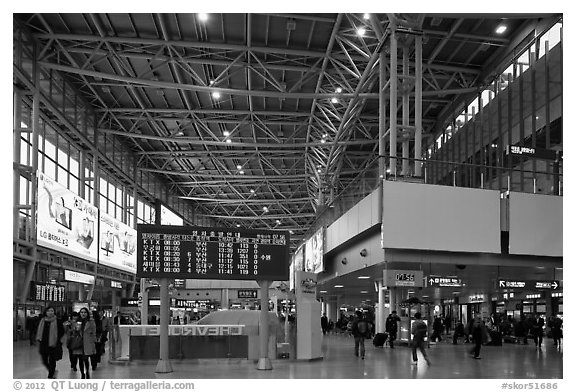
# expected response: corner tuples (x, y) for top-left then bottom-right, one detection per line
(13, 88), (22, 240)
(140, 278), (149, 325)
(389, 288), (397, 315)
(389, 28), (398, 176)
(221, 288), (229, 310)
(257, 280), (272, 370)
(155, 278), (173, 373)
(402, 46), (410, 175)
(377, 280), (385, 333)
(87, 120), (100, 301)
(414, 34), (423, 177)
(20, 63), (40, 304)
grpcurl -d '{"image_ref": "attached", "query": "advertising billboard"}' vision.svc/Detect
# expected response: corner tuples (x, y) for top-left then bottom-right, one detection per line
(99, 212), (137, 274)
(304, 227), (324, 274)
(37, 172), (98, 262)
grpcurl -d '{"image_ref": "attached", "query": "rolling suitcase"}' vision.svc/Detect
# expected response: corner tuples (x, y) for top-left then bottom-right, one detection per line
(373, 332), (388, 347)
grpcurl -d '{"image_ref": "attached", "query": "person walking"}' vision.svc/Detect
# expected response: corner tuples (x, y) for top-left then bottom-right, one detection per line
(64, 312), (80, 371)
(431, 316), (444, 342)
(321, 313), (328, 335)
(550, 315), (563, 347)
(36, 306), (65, 379)
(74, 307), (97, 379)
(411, 312), (430, 366)
(385, 310), (400, 348)
(469, 314), (488, 359)
(91, 310), (103, 370)
(453, 320), (465, 344)
(351, 311), (372, 359)
(533, 316), (545, 348)
(26, 314), (40, 346)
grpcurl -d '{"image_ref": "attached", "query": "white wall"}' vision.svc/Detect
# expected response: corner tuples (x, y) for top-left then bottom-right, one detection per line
(326, 189), (380, 253)
(508, 192), (562, 256)
(381, 181), (501, 253)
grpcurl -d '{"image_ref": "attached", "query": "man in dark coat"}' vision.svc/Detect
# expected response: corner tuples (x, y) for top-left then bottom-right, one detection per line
(385, 311), (400, 348)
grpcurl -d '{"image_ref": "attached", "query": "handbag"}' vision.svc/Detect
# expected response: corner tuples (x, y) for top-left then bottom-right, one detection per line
(55, 343), (63, 360)
(68, 331), (83, 350)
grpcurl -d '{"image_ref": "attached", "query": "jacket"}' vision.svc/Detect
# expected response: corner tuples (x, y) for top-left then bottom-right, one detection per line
(385, 315), (399, 333)
(411, 319), (427, 343)
(70, 319), (97, 356)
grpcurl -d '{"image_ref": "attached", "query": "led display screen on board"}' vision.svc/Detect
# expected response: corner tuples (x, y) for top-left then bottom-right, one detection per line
(99, 212), (137, 274)
(37, 172), (98, 262)
(137, 225), (290, 280)
(305, 228), (324, 274)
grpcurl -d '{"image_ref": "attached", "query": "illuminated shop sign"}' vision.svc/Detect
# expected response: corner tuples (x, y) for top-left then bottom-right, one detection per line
(468, 295), (485, 303)
(64, 270), (95, 285)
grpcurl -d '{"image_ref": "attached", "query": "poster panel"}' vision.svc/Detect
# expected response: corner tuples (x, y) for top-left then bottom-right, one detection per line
(99, 212), (137, 274)
(37, 172), (98, 262)
(305, 228), (324, 273)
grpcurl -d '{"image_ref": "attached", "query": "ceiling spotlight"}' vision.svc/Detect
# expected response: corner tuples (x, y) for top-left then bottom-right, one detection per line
(223, 130), (230, 137)
(335, 87), (343, 93)
(236, 165), (242, 170)
(239, 170), (244, 175)
(334, 285), (344, 288)
(321, 139), (326, 144)
(331, 97), (338, 104)
(225, 139), (232, 144)
(209, 80), (215, 85)
(236, 224), (241, 228)
(357, 27), (366, 37)
(250, 189), (255, 194)
(323, 133), (328, 138)
(289, 230), (294, 234)
(363, 13), (370, 20)
(319, 290), (327, 293)
(495, 24), (507, 34)
(198, 13), (209, 22)
(357, 276), (371, 279)
(263, 207), (269, 212)
(276, 220), (281, 224)
(212, 91), (221, 99)
(360, 290), (369, 294)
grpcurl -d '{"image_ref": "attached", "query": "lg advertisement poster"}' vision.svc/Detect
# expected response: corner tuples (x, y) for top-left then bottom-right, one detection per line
(305, 227), (324, 273)
(99, 212), (137, 274)
(37, 172), (98, 262)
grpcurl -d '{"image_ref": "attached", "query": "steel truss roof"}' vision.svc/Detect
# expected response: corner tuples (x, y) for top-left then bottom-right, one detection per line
(14, 13), (561, 248)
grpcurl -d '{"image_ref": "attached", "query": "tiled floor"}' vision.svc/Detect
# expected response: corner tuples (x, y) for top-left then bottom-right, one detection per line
(13, 334), (562, 379)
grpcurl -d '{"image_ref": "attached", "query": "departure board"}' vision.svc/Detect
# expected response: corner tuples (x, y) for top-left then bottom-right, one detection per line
(137, 225), (290, 281)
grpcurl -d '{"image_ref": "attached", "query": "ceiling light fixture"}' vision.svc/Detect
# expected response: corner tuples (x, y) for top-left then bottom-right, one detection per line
(357, 27), (366, 37)
(360, 290), (369, 294)
(276, 220), (281, 224)
(263, 207), (269, 212)
(363, 13), (370, 20)
(334, 285), (344, 288)
(357, 276), (371, 279)
(495, 24), (507, 34)
(223, 130), (230, 137)
(212, 91), (221, 99)
(336, 87), (343, 93)
(239, 170), (244, 175)
(319, 290), (327, 293)
(236, 165), (242, 170)
(250, 189), (255, 194)
(321, 139), (326, 144)
(331, 97), (338, 103)
(225, 139), (232, 144)
(198, 13), (209, 22)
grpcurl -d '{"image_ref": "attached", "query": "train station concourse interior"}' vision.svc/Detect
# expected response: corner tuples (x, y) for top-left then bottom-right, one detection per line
(11, 11), (564, 382)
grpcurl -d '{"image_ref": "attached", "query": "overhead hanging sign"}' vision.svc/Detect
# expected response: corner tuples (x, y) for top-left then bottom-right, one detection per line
(383, 269), (424, 287)
(427, 275), (463, 288)
(37, 172), (98, 263)
(64, 269), (95, 285)
(506, 145), (558, 161)
(498, 279), (560, 290)
(136, 225), (290, 281)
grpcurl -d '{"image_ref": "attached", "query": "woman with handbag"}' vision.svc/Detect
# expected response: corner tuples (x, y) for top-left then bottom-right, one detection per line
(73, 307), (97, 379)
(65, 312), (81, 372)
(36, 306), (65, 379)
